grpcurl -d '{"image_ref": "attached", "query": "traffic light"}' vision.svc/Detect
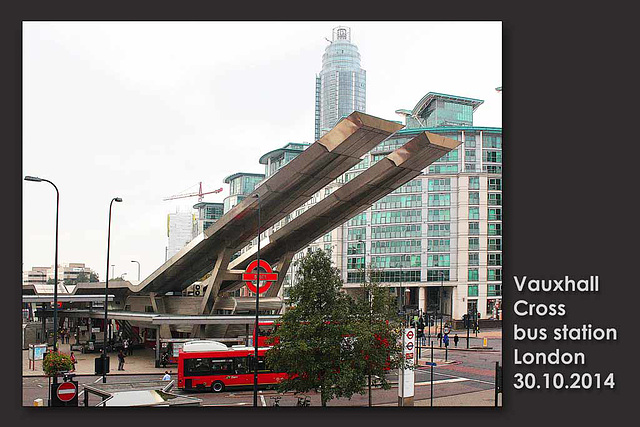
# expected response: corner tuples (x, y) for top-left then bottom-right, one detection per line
(462, 314), (469, 328)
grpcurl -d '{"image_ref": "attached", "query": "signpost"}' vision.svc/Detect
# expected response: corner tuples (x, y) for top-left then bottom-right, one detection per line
(28, 344), (47, 370)
(242, 246), (278, 408)
(51, 380), (78, 407)
(398, 327), (416, 406)
(242, 260), (278, 295)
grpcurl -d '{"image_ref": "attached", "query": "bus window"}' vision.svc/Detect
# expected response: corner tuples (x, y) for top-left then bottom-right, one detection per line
(184, 358), (212, 376)
(211, 359), (234, 375)
(257, 356), (272, 373)
(235, 357), (250, 375)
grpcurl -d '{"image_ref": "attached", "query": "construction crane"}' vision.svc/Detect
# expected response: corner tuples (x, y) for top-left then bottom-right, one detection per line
(163, 182), (223, 202)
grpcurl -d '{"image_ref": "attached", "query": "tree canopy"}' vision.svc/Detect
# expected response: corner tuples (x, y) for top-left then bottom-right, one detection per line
(266, 249), (407, 406)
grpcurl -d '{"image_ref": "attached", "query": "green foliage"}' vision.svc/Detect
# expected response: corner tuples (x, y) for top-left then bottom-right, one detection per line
(350, 268), (408, 393)
(42, 352), (73, 377)
(89, 272), (99, 282)
(266, 250), (408, 406)
(266, 249), (361, 406)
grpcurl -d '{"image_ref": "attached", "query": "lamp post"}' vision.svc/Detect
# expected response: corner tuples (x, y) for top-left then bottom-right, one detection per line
(131, 260), (140, 281)
(253, 193), (261, 407)
(24, 176), (60, 353)
(103, 197), (122, 383)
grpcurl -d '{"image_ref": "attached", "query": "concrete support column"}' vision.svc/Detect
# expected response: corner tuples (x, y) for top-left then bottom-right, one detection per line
(418, 287), (426, 315)
(155, 327), (160, 368)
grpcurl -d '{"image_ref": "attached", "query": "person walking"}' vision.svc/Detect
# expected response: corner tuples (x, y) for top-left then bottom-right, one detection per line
(70, 352), (76, 372)
(454, 334), (459, 347)
(117, 349), (126, 371)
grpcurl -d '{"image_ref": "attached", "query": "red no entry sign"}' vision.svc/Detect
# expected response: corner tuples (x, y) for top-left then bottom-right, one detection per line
(57, 381), (77, 402)
(242, 260), (278, 294)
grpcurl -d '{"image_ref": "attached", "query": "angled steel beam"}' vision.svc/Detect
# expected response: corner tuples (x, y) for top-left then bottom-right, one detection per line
(225, 131), (461, 286)
(129, 112), (403, 295)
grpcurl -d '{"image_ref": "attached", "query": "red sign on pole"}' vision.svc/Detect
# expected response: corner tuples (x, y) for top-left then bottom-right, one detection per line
(57, 381), (77, 402)
(242, 260), (278, 294)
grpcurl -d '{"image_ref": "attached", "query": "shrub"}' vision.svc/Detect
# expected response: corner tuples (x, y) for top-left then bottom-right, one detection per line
(43, 352), (73, 377)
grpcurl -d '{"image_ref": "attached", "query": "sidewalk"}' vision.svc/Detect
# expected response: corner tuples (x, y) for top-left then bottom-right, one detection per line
(23, 342), (169, 377)
(415, 389), (501, 407)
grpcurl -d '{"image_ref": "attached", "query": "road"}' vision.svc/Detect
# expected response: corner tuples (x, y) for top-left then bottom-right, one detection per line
(23, 347), (500, 407)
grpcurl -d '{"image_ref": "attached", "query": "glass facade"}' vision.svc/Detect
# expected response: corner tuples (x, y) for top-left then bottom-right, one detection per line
(315, 27), (366, 138)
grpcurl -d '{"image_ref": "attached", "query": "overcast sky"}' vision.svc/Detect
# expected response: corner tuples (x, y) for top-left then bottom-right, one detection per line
(22, 21), (502, 281)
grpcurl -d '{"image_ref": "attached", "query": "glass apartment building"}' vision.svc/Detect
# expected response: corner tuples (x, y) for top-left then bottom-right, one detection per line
(192, 202), (224, 235)
(315, 27), (366, 139)
(222, 172), (265, 214)
(340, 92), (502, 322)
(220, 92), (501, 322)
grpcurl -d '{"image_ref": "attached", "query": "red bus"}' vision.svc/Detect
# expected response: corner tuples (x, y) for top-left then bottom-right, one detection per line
(177, 340), (286, 392)
(254, 321), (280, 348)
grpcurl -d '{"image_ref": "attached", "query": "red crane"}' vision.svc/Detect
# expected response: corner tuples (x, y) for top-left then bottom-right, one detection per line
(163, 182), (223, 202)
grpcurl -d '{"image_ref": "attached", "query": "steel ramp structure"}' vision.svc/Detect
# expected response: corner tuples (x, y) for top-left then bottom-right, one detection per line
(128, 111), (403, 296)
(221, 131), (462, 297)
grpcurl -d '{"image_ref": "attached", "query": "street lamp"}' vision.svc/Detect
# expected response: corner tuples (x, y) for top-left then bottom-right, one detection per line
(253, 193), (261, 407)
(103, 197), (122, 383)
(25, 176), (60, 353)
(131, 260), (140, 281)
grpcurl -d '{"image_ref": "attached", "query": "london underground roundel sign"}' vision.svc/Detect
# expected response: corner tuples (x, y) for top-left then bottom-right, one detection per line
(57, 381), (77, 402)
(242, 260), (278, 294)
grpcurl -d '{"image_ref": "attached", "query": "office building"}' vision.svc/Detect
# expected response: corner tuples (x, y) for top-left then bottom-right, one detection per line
(167, 211), (195, 259)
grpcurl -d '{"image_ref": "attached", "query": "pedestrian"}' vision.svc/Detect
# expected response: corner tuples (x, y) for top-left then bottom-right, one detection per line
(117, 349), (126, 371)
(162, 371), (171, 381)
(454, 334), (459, 347)
(123, 338), (129, 356)
(66, 329), (70, 344)
(70, 352), (76, 372)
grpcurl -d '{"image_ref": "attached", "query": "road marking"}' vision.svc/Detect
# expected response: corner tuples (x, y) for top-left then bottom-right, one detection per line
(259, 391), (266, 407)
(415, 377), (469, 386)
(93, 377), (103, 383)
(419, 370), (495, 386)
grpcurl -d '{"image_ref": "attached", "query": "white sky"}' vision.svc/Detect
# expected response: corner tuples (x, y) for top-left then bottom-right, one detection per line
(22, 21), (502, 281)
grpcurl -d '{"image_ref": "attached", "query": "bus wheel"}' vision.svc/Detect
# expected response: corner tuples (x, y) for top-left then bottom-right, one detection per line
(211, 381), (225, 393)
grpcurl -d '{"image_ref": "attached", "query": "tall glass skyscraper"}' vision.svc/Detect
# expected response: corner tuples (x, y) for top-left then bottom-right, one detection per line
(315, 27), (366, 139)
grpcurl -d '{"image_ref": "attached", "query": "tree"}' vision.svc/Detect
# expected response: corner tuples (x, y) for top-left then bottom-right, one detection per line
(89, 272), (99, 282)
(76, 272), (88, 283)
(351, 268), (407, 406)
(266, 249), (362, 406)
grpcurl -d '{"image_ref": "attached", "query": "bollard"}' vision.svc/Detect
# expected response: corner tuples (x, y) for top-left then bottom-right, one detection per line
(483, 337), (488, 347)
(33, 398), (44, 406)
